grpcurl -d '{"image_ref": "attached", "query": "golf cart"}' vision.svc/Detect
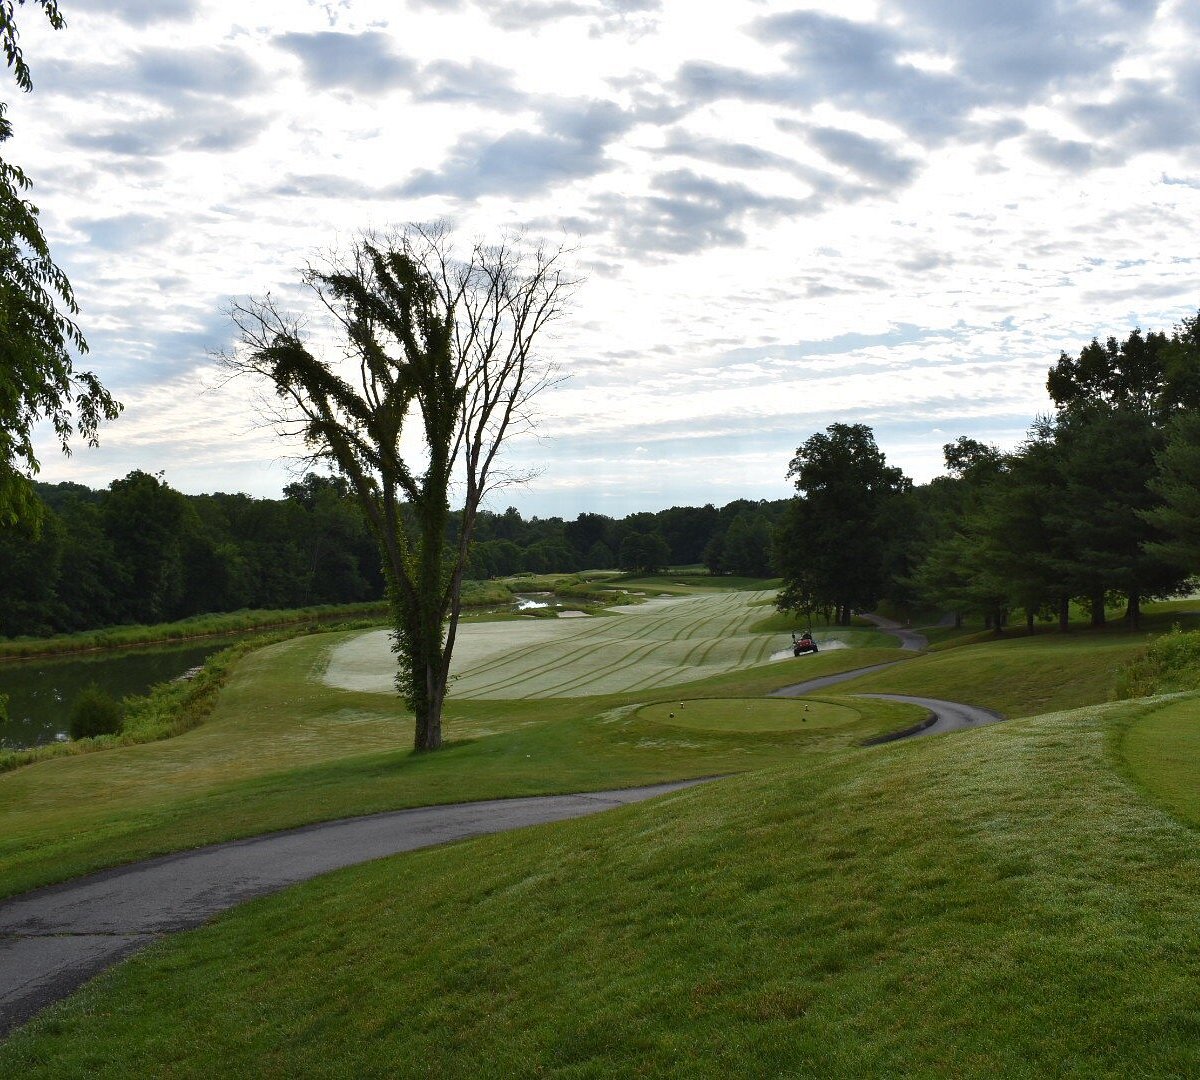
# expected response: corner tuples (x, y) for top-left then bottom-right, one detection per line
(792, 631), (818, 656)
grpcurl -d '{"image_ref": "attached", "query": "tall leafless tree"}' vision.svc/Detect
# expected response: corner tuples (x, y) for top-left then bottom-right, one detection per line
(223, 223), (574, 751)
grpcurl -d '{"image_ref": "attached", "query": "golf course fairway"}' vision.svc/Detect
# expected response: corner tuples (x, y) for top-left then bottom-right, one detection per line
(5, 585), (1200, 1077)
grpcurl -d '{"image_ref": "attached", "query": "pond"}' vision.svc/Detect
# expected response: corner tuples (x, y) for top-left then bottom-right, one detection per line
(0, 637), (243, 750)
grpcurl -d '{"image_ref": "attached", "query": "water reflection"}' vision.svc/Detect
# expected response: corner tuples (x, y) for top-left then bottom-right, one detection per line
(0, 637), (242, 749)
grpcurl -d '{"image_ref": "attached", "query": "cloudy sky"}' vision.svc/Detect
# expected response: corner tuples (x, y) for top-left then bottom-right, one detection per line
(12, 0), (1200, 517)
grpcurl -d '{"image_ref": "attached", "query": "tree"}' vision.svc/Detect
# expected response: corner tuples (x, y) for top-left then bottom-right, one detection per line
(619, 531), (670, 574)
(0, 0), (120, 524)
(103, 470), (192, 624)
(1044, 320), (1197, 627)
(1143, 409), (1200, 574)
(720, 511), (774, 577)
(776, 424), (910, 624)
(224, 224), (573, 751)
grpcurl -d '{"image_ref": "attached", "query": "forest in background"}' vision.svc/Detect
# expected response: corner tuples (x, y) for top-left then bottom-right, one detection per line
(8, 314), (1197, 642)
(0, 473), (785, 638)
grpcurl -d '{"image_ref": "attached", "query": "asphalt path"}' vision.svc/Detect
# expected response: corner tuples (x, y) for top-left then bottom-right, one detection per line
(771, 614), (1004, 738)
(0, 615), (1001, 1039)
(0, 778), (711, 1038)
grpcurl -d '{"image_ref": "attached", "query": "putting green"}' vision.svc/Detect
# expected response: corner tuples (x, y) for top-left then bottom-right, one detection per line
(1120, 695), (1200, 828)
(639, 696), (861, 732)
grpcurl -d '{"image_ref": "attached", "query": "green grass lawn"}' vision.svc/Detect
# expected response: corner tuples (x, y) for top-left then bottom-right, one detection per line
(833, 631), (1145, 716)
(636, 695), (916, 734)
(1117, 695), (1200, 829)
(8, 585), (1200, 1075)
(0, 593), (907, 899)
(6, 693), (1200, 1077)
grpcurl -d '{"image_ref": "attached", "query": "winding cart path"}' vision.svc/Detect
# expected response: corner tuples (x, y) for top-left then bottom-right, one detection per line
(0, 614), (1003, 1038)
(0, 779), (710, 1038)
(771, 614), (1005, 737)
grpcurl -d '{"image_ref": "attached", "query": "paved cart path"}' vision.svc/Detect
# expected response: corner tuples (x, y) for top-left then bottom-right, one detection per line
(0, 614), (1001, 1039)
(0, 779), (711, 1038)
(771, 614), (1004, 736)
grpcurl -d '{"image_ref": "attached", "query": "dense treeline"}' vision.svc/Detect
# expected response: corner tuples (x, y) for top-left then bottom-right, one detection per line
(777, 311), (1200, 629)
(465, 499), (785, 579)
(0, 472), (386, 637)
(0, 471), (784, 638)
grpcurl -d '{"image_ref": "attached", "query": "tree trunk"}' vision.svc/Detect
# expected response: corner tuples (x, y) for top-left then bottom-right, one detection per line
(1126, 591), (1141, 629)
(413, 682), (444, 752)
(1058, 595), (1070, 634)
(408, 615), (447, 753)
(1026, 609), (1035, 634)
(1091, 588), (1106, 628)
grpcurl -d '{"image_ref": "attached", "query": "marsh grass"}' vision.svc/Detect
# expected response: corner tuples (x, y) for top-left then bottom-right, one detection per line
(1113, 625), (1200, 698)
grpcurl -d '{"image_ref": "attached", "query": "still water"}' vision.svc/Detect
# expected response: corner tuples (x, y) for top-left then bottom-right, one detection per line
(0, 637), (241, 750)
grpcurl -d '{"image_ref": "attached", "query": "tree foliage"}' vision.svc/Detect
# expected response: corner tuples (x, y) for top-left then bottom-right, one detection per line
(1145, 409), (1200, 572)
(895, 313), (1200, 630)
(0, 0), (120, 525)
(67, 681), (123, 740)
(225, 224), (573, 751)
(619, 531), (670, 574)
(776, 423), (910, 624)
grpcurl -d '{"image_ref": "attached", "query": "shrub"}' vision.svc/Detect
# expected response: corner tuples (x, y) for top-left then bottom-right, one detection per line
(68, 684), (124, 739)
(1114, 625), (1200, 699)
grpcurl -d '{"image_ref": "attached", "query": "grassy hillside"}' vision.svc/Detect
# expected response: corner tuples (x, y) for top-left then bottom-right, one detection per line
(834, 632), (1140, 716)
(7, 586), (1200, 1075)
(5, 693), (1199, 1076)
(0, 591), (907, 899)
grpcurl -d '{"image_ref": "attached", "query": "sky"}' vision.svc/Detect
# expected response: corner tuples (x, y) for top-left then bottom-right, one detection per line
(11, 0), (1200, 518)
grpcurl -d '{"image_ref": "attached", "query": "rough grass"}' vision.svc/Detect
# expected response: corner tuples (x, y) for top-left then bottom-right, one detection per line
(0, 619), (906, 900)
(7, 695), (1200, 1077)
(834, 632), (1143, 717)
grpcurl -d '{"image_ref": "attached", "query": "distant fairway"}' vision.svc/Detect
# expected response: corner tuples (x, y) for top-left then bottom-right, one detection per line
(324, 591), (845, 699)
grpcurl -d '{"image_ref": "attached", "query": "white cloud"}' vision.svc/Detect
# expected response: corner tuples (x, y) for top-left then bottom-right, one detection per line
(14, 0), (1200, 517)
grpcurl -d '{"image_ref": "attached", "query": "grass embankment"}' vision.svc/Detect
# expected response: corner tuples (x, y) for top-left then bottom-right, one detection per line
(836, 631), (1147, 717)
(0, 624), (908, 900)
(0, 631), (294, 774)
(623, 571), (782, 592)
(7, 694), (1200, 1076)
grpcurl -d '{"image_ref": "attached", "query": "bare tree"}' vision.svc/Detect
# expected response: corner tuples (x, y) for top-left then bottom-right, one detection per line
(223, 223), (574, 751)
